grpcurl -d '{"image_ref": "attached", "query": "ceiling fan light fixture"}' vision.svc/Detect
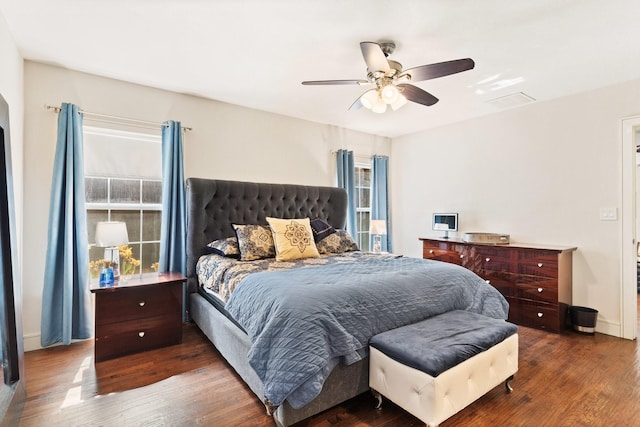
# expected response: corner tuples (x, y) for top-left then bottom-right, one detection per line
(380, 84), (401, 105)
(360, 89), (379, 110)
(371, 95), (387, 113)
(390, 94), (408, 111)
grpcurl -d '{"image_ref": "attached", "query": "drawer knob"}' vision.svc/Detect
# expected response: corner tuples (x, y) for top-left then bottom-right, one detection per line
(138, 331), (145, 338)
(459, 254), (464, 258)
(538, 288), (543, 293)
(537, 312), (543, 318)
(429, 250), (434, 254)
(485, 257), (491, 262)
(139, 301), (146, 307)
(537, 263), (543, 268)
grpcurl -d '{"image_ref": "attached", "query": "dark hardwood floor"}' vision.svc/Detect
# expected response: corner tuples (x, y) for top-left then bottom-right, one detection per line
(18, 299), (640, 427)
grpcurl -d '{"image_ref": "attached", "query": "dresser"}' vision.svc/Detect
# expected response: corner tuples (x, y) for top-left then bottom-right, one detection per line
(90, 272), (185, 362)
(420, 237), (576, 332)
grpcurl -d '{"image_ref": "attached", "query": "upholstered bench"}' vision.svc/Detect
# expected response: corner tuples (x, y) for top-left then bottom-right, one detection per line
(369, 310), (518, 427)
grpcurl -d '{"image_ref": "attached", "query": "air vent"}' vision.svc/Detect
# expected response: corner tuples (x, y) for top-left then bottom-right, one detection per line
(487, 92), (536, 109)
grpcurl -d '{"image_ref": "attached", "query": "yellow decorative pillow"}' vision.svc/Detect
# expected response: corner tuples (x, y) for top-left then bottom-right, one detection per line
(266, 217), (320, 261)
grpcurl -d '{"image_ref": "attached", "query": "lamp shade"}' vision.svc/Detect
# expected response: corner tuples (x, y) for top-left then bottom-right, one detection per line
(370, 220), (387, 235)
(95, 221), (129, 247)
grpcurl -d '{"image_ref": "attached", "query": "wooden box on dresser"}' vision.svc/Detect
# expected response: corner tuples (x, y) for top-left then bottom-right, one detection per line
(90, 272), (185, 362)
(420, 237), (577, 332)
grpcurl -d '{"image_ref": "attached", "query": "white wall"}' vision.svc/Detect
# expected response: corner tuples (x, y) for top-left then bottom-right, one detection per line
(392, 78), (640, 336)
(22, 61), (391, 350)
(0, 10), (24, 318)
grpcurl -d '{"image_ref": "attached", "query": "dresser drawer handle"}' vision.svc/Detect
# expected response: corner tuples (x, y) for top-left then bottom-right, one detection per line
(459, 254), (464, 258)
(537, 312), (543, 318)
(538, 288), (543, 293)
(139, 301), (146, 307)
(138, 331), (145, 338)
(537, 263), (543, 268)
(429, 250), (434, 254)
(485, 257), (491, 262)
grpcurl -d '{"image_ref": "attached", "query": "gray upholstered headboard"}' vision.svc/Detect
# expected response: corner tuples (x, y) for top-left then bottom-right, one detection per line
(185, 178), (348, 294)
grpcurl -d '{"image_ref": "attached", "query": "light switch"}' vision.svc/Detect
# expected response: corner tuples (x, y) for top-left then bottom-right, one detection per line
(599, 207), (618, 221)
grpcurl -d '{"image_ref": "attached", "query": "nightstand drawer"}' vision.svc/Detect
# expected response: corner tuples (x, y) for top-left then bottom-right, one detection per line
(95, 284), (181, 325)
(95, 314), (182, 361)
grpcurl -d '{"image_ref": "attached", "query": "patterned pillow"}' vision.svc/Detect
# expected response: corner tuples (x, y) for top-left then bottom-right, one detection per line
(266, 217), (320, 261)
(316, 229), (359, 254)
(232, 224), (276, 261)
(206, 237), (240, 258)
(309, 217), (337, 242)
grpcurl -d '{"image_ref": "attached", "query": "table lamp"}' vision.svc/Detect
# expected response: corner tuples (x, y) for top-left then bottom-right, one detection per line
(370, 220), (387, 253)
(95, 221), (129, 280)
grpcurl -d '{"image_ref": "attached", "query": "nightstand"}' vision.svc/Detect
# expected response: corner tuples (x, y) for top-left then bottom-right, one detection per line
(90, 272), (185, 362)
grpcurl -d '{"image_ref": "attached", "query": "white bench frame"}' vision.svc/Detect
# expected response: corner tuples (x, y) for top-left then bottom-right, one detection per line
(370, 333), (518, 427)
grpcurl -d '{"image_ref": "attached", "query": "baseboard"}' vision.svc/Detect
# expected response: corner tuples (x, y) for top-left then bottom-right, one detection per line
(23, 333), (42, 352)
(594, 317), (622, 338)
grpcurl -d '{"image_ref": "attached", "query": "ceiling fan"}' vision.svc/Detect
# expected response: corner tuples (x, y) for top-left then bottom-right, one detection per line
(302, 41), (475, 113)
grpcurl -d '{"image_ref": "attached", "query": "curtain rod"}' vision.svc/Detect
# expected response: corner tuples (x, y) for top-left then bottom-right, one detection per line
(44, 104), (192, 132)
(330, 150), (385, 161)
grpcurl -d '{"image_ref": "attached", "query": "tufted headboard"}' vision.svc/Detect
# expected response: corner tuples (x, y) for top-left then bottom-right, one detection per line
(185, 178), (348, 294)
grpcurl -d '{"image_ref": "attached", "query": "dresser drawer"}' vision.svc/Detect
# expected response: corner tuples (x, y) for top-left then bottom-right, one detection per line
(474, 247), (514, 273)
(479, 271), (517, 298)
(513, 276), (558, 303)
(507, 298), (561, 332)
(95, 314), (182, 361)
(422, 248), (463, 265)
(95, 284), (181, 325)
(517, 250), (559, 278)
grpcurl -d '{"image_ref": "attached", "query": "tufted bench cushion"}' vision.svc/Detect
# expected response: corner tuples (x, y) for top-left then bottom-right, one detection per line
(369, 310), (518, 427)
(370, 310), (517, 376)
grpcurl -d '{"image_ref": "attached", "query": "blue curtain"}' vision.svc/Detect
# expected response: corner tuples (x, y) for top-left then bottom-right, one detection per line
(371, 155), (391, 253)
(336, 149), (357, 238)
(159, 121), (186, 276)
(41, 103), (92, 347)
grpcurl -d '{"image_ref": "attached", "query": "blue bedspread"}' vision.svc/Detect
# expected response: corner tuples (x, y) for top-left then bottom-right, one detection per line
(225, 255), (509, 409)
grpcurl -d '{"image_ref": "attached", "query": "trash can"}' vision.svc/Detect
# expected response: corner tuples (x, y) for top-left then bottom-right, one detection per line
(569, 306), (598, 335)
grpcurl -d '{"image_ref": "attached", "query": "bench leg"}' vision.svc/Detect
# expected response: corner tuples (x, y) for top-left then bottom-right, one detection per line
(371, 388), (383, 409)
(505, 375), (515, 393)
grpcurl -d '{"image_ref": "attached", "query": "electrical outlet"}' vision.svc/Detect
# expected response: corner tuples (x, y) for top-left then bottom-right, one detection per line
(599, 207), (618, 221)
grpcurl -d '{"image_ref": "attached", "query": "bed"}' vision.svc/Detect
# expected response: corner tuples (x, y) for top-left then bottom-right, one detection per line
(185, 177), (509, 426)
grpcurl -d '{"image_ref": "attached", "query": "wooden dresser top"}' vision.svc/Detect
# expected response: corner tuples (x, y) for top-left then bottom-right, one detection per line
(419, 236), (577, 253)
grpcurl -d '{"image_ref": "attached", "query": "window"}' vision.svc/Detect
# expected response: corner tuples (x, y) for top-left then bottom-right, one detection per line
(84, 126), (162, 278)
(354, 162), (371, 250)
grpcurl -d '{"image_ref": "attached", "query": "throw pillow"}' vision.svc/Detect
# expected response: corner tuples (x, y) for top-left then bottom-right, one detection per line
(316, 229), (359, 254)
(266, 217), (320, 261)
(309, 217), (337, 242)
(206, 237), (240, 258)
(232, 224), (276, 261)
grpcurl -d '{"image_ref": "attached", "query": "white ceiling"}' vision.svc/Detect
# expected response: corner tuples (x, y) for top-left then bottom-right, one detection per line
(2, 0), (640, 138)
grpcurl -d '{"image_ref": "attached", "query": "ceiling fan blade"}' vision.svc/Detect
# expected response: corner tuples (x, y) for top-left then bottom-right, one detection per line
(397, 84), (439, 106)
(348, 96), (364, 111)
(360, 42), (391, 73)
(402, 58), (475, 82)
(302, 79), (369, 85)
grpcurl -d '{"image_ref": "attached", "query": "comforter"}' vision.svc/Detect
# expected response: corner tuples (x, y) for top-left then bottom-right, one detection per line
(224, 255), (509, 409)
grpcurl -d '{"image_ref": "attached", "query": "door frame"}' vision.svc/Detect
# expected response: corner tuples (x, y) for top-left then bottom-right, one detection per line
(621, 116), (639, 340)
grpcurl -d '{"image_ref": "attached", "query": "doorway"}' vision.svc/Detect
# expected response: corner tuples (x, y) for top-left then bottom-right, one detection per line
(621, 116), (640, 340)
